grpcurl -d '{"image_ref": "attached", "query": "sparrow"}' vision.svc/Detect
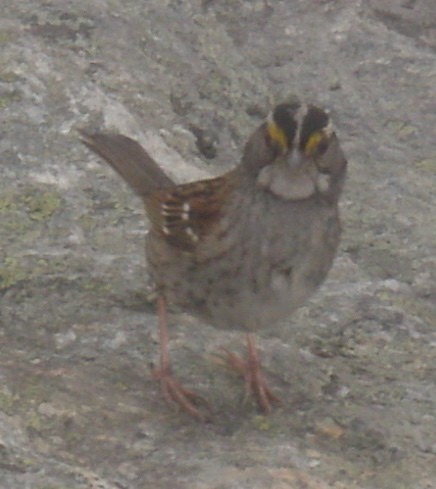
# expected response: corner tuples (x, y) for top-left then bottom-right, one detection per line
(79, 98), (347, 419)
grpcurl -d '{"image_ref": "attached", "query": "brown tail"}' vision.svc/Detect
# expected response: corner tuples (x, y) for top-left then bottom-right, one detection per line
(79, 130), (175, 197)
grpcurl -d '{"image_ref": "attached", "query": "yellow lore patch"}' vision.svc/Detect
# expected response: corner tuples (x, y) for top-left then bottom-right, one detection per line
(304, 131), (324, 156)
(267, 120), (288, 153)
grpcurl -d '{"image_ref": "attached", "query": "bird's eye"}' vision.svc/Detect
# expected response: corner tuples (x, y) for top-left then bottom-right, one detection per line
(299, 104), (332, 157)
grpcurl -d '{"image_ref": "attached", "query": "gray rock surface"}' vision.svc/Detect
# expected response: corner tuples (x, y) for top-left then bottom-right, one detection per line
(0, 1), (435, 488)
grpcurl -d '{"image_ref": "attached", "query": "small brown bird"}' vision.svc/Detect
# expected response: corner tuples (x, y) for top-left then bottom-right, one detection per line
(80, 99), (347, 419)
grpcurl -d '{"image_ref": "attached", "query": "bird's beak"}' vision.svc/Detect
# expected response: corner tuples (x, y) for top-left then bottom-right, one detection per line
(287, 148), (303, 169)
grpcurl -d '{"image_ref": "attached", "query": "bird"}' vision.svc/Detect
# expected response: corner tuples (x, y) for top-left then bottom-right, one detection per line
(79, 98), (347, 419)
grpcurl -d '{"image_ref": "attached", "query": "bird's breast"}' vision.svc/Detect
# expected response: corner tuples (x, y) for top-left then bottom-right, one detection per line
(146, 196), (341, 333)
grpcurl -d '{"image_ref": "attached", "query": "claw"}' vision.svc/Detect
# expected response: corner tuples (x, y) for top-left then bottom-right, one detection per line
(218, 334), (281, 413)
(152, 367), (211, 420)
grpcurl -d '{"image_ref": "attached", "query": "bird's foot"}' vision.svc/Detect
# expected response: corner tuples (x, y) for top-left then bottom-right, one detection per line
(152, 367), (211, 421)
(219, 343), (281, 414)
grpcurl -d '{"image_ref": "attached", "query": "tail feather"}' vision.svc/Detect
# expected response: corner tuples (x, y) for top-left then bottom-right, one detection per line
(79, 130), (175, 197)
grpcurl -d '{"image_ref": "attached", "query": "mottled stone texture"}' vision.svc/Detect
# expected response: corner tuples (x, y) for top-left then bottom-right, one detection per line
(0, 1), (435, 488)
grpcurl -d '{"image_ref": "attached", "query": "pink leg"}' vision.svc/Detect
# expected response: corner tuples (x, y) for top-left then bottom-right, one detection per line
(151, 295), (210, 420)
(224, 333), (281, 414)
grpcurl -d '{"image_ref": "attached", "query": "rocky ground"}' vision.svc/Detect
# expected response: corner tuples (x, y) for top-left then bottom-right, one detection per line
(0, 1), (435, 488)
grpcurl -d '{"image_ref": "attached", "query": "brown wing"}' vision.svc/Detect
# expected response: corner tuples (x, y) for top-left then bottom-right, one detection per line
(80, 130), (236, 253)
(144, 173), (235, 252)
